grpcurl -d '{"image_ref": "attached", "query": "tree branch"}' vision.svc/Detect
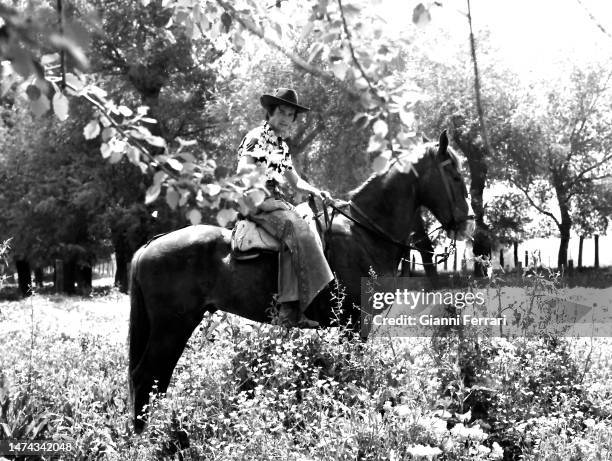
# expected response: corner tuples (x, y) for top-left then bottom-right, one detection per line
(66, 82), (180, 180)
(509, 178), (560, 227)
(576, 0), (612, 40)
(466, 0), (493, 157)
(293, 122), (324, 155)
(565, 152), (612, 192)
(337, 0), (374, 92)
(215, 0), (359, 98)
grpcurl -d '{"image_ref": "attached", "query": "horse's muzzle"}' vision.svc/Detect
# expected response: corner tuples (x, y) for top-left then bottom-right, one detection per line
(446, 218), (475, 241)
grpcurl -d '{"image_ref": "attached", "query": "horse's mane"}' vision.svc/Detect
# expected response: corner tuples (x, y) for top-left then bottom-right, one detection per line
(348, 142), (444, 199)
(348, 141), (463, 199)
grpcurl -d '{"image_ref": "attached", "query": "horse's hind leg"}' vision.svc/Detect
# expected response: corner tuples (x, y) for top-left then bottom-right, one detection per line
(131, 313), (202, 433)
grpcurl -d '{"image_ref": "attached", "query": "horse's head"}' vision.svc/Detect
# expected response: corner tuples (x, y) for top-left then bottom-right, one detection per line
(416, 131), (474, 241)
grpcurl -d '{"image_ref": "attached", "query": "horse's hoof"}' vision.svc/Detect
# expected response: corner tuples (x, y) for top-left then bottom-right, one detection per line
(297, 316), (319, 328)
(134, 419), (145, 435)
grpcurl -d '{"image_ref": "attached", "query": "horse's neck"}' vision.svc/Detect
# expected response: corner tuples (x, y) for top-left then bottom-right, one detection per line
(351, 172), (420, 244)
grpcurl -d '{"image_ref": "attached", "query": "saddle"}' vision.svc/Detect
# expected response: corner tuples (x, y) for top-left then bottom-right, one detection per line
(230, 202), (329, 261)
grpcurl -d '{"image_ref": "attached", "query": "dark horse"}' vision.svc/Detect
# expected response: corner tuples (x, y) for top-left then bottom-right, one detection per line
(128, 131), (474, 432)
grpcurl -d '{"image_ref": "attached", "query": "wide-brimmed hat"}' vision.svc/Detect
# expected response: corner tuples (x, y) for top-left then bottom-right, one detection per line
(260, 88), (310, 113)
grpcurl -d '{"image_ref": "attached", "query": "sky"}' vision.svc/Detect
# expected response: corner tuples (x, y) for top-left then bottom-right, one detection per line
(383, 0), (612, 81)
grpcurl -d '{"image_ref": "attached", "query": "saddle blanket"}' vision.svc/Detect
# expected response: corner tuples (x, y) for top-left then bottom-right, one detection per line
(230, 219), (281, 252)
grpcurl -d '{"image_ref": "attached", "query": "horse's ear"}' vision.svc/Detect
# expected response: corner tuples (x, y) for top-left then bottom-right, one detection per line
(422, 135), (430, 143)
(438, 130), (449, 153)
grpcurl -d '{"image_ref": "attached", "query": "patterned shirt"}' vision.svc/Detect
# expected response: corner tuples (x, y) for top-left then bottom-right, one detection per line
(237, 121), (293, 185)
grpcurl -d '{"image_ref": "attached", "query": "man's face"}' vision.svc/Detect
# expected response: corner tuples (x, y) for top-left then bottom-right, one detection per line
(268, 104), (297, 137)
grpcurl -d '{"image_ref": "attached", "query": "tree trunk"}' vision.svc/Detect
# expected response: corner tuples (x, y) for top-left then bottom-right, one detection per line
(499, 249), (504, 268)
(34, 267), (44, 288)
(594, 234), (599, 268)
(513, 241), (519, 268)
(558, 222), (571, 270)
(113, 236), (132, 293)
(15, 259), (32, 297)
(578, 235), (584, 268)
(554, 184), (572, 270)
(450, 121), (490, 278)
(76, 264), (92, 295)
(63, 259), (76, 294)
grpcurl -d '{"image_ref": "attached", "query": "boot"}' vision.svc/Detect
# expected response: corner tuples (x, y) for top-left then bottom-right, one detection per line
(278, 302), (319, 328)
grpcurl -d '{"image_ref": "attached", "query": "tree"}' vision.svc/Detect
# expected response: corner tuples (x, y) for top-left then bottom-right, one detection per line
(572, 182), (611, 268)
(501, 65), (612, 269)
(485, 190), (533, 268)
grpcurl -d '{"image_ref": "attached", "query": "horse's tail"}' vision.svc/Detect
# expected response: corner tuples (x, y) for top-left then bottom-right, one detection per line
(127, 246), (149, 417)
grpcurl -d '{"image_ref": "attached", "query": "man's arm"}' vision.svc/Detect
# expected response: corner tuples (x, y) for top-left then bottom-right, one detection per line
(284, 168), (330, 202)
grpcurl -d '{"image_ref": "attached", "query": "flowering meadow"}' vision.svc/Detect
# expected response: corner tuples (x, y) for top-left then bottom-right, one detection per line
(1, 274), (612, 460)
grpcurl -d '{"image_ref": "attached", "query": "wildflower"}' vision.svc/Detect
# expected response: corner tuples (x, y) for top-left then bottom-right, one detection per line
(450, 423), (488, 442)
(406, 444), (442, 459)
(490, 442), (504, 459)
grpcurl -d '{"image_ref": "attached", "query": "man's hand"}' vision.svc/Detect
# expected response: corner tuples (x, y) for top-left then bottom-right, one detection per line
(312, 189), (332, 205)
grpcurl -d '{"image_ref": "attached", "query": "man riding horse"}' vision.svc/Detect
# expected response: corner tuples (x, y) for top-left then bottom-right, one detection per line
(236, 88), (333, 328)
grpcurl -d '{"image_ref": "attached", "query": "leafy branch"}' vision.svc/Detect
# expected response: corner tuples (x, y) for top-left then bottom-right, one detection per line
(508, 179), (560, 227)
(336, 0), (374, 92)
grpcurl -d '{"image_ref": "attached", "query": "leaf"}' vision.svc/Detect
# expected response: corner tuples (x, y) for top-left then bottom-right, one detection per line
(372, 119), (388, 137)
(65, 72), (84, 91)
(118, 105), (133, 117)
(352, 112), (370, 128)
(216, 208), (238, 227)
(126, 146), (140, 163)
(100, 142), (112, 159)
(187, 209), (202, 225)
(299, 22), (314, 42)
(166, 158), (183, 171)
(26, 85), (41, 100)
(331, 61), (349, 80)
(109, 151), (124, 164)
(399, 108), (416, 127)
(145, 183), (162, 204)
(360, 92), (379, 110)
(153, 171), (167, 185)
(166, 188), (179, 209)
(372, 151), (391, 173)
(48, 34), (89, 70)
(52, 92), (69, 121)
(308, 43), (324, 63)
(9, 45), (36, 77)
(83, 120), (101, 140)
(246, 188), (266, 207)
(177, 137), (197, 147)
(342, 3), (360, 18)
(146, 135), (166, 148)
(412, 3), (431, 27)
(204, 184), (221, 196)
(101, 127), (116, 142)
(30, 94), (50, 117)
(367, 134), (386, 153)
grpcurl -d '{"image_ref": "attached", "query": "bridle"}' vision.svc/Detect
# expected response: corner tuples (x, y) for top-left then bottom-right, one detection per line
(310, 150), (472, 266)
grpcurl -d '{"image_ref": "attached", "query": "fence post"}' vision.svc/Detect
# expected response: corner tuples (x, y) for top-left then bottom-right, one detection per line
(443, 247), (448, 271)
(55, 259), (63, 293)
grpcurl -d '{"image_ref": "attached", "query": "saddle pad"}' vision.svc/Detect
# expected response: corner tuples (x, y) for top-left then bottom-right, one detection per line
(231, 219), (281, 252)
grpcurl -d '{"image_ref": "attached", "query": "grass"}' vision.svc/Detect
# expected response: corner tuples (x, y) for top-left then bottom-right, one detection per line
(0, 273), (611, 460)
